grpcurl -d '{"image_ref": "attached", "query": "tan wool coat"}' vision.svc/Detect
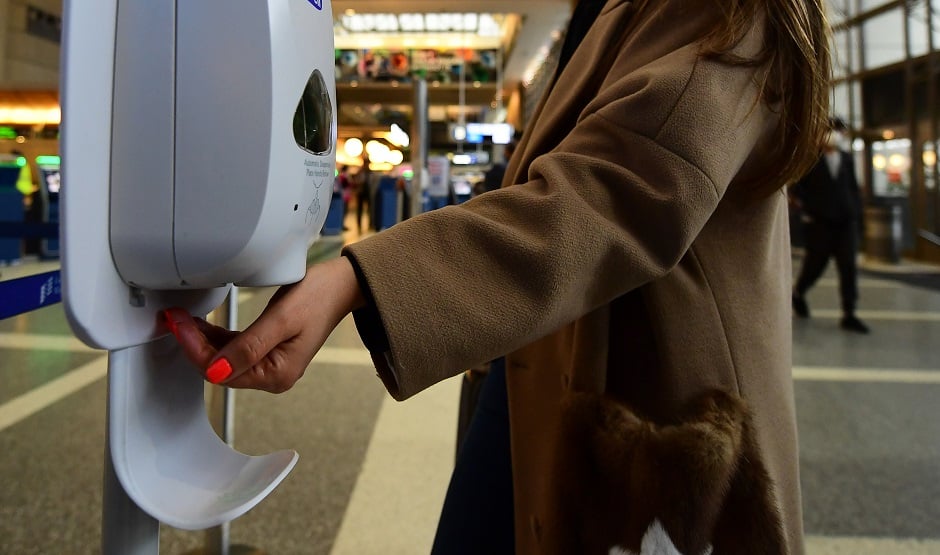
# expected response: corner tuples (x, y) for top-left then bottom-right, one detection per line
(344, 1), (803, 553)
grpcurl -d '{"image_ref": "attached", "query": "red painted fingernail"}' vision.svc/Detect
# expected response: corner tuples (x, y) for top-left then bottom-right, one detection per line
(206, 358), (233, 384)
(162, 309), (180, 339)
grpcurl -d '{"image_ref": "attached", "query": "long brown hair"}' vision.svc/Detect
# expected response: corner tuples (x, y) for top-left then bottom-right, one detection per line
(700, 0), (832, 196)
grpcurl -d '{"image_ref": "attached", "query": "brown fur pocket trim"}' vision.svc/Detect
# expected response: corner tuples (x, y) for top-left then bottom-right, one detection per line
(543, 391), (785, 555)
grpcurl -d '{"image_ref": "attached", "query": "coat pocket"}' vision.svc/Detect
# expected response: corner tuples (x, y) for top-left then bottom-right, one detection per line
(544, 390), (786, 555)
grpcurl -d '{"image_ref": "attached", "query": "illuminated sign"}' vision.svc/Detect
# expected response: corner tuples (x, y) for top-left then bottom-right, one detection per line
(466, 123), (514, 144)
(340, 13), (502, 36)
(36, 155), (60, 166)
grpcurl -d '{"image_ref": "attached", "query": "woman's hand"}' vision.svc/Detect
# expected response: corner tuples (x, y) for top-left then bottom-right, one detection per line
(164, 256), (366, 393)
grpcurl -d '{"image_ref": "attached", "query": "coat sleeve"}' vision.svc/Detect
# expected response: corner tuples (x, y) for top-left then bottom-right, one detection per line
(342, 21), (777, 401)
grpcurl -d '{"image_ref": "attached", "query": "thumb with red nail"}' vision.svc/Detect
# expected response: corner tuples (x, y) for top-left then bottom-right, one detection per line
(163, 257), (366, 393)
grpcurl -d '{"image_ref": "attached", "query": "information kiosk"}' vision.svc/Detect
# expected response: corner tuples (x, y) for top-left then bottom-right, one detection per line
(0, 156), (25, 264)
(36, 155), (60, 259)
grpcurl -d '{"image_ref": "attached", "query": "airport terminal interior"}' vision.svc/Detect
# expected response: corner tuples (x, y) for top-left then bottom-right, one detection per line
(2, 0), (940, 553)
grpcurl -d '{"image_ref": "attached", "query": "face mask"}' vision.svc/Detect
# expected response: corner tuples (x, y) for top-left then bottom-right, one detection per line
(826, 131), (843, 149)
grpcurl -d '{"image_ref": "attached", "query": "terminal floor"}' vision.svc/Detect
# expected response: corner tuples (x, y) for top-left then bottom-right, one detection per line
(1, 229), (940, 554)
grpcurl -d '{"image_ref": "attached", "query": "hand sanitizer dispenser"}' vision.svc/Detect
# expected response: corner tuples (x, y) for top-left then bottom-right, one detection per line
(109, 1), (336, 290)
(59, 0), (336, 545)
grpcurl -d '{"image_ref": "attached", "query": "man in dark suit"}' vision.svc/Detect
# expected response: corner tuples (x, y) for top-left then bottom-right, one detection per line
(791, 118), (870, 333)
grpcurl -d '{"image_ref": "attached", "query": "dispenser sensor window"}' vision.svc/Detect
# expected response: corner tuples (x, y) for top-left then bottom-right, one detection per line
(293, 69), (333, 155)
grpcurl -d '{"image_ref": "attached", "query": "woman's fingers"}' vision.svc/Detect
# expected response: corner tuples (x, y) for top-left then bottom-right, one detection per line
(222, 337), (312, 393)
(212, 260), (355, 390)
(164, 296), (310, 390)
(205, 298), (309, 387)
(163, 308), (223, 370)
(163, 257), (365, 392)
(194, 317), (239, 347)
(164, 307), (286, 385)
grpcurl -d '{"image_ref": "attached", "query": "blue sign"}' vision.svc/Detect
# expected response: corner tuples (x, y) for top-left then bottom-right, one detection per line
(0, 270), (61, 319)
(308, 0), (322, 9)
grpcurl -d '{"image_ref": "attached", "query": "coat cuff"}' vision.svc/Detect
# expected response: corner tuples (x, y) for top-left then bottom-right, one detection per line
(342, 252), (402, 398)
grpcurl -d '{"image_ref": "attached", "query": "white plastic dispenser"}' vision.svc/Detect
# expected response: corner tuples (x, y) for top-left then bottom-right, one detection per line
(59, 0), (336, 546)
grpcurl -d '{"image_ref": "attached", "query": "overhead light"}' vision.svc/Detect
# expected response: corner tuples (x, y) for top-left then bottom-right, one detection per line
(340, 13), (501, 35)
(366, 140), (390, 159)
(344, 138), (363, 157)
(388, 124), (410, 147)
(0, 106), (61, 125)
(924, 148), (937, 168)
(888, 153), (908, 169)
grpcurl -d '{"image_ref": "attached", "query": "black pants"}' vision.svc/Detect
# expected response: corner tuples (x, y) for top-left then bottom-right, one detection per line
(431, 358), (515, 554)
(356, 188), (370, 232)
(795, 219), (859, 314)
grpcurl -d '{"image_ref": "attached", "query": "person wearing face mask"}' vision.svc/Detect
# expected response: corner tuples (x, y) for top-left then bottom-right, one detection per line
(791, 117), (869, 333)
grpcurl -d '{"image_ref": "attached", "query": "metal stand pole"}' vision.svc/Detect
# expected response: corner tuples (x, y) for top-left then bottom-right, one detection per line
(102, 375), (160, 555)
(411, 79), (429, 218)
(186, 287), (267, 555)
(208, 287), (238, 444)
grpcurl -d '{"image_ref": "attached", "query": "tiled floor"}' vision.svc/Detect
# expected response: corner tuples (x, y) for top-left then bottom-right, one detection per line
(1, 224), (939, 554)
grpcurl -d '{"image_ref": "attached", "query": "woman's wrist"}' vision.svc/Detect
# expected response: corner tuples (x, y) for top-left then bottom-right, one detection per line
(305, 256), (367, 329)
(333, 256), (367, 313)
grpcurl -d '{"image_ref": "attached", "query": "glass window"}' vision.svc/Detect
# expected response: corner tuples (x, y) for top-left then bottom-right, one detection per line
(827, 0), (852, 26)
(933, 0), (940, 50)
(832, 29), (850, 79)
(908, 1), (930, 58)
(861, 0), (893, 11)
(862, 8), (907, 69)
(832, 83), (851, 118)
(846, 27), (859, 73)
(851, 81), (863, 130)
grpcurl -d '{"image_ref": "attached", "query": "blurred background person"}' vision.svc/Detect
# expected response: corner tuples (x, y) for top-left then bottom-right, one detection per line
(355, 157), (373, 234)
(477, 140), (516, 196)
(791, 117), (869, 333)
